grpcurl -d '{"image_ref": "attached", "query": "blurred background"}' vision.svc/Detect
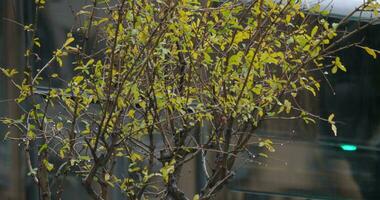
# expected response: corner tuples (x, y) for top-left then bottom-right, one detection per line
(1, 0), (380, 199)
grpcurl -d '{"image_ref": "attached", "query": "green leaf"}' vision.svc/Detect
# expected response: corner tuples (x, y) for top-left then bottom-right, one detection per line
(235, 31), (249, 44)
(335, 57), (346, 72)
(117, 97), (125, 108)
(229, 51), (244, 66)
(327, 113), (337, 136)
(128, 166), (141, 173)
(33, 37), (41, 48)
(311, 26), (318, 37)
(285, 15), (291, 23)
(73, 76), (84, 84)
(43, 159), (54, 172)
(104, 173), (115, 187)
(27, 130), (36, 140)
(331, 124), (337, 136)
(284, 100), (291, 114)
(259, 153), (268, 158)
(56, 57), (63, 67)
(0, 68), (18, 77)
(160, 160), (176, 183)
(259, 139), (275, 152)
(305, 86), (316, 96)
(309, 4), (321, 13)
(63, 37), (75, 47)
(38, 144), (48, 155)
(252, 85), (262, 95)
(286, 37), (294, 44)
(361, 46), (377, 59)
(332, 57), (346, 73)
(24, 24), (33, 32)
(320, 10), (330, 16)
(79, 156), (91, 161)
(332, 23), (339, 30)
(127, 109), (135, 117)
(130, 152), (143, 162)
(328, 113), (335, 124)
(56, 122), (63, 131)
(105, 173), (111, 181)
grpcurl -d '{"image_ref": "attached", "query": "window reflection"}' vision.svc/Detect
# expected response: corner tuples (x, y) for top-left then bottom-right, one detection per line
(230, 23), (380, 200)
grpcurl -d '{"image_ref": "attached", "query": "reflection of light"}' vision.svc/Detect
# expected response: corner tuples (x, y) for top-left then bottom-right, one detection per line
(340, 144), (357, 151)
(303, 0), (380, 22)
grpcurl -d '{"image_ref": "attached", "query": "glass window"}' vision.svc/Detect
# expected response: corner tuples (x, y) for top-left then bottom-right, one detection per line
(230, 22), (380, 200)
(0, 1), (12, 192)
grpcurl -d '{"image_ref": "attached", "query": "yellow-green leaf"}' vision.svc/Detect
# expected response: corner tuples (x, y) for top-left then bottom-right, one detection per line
(334, 57), (346, 72)
(117, 97), (125, 108)
(362, 46), (377, 59)
(43, 159), (54, 172)
(63, 37), (75, 47)
(34, 37), (41, 48)
(27, 130), (36, 140)
(328, 113), (335, 124)
(331, 124), (337, 136)
(73, 76), (84, 84)
(1, 68), (18, 78)
(56, 122), (63, 131)
(259, 153), (268, 158)
(235, 31), (249, 44)
(105, 173), (111, 181)
(130, 152), (143, 162)
(38, 144), (48, 155)
(284, 100), (291, 114)
(311, 26), (318, 37)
